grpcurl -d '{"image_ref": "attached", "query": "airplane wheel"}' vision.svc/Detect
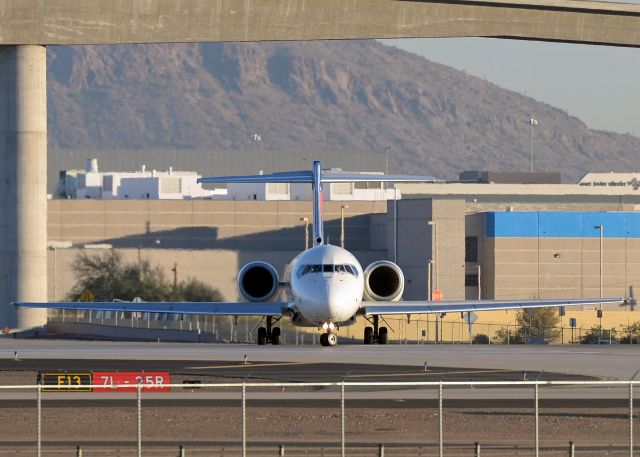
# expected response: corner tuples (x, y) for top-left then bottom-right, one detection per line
(364, 327), (374, 344)
(271, 327), (281, 345)
(327, 333), (338, 346)
(257, 327), (267, 345)
(320, 333), (329, 346)
(378, 327), (388, 345)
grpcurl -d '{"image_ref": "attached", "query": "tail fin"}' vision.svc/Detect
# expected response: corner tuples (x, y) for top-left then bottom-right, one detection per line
(199, 161), (436, 247)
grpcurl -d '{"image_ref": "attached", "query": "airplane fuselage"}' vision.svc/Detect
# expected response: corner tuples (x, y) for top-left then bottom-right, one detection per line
(285, 244), (364, 328)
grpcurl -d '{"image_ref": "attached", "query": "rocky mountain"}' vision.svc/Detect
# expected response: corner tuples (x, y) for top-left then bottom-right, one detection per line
(47, 41), (640, 182)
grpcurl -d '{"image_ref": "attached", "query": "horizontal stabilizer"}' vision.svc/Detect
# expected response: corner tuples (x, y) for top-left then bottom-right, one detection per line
(198, 171), (312, 184)
(198, 171), (436, 184)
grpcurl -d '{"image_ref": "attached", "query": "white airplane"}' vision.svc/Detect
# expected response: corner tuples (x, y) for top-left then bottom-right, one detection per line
(17, 161), (625, 346)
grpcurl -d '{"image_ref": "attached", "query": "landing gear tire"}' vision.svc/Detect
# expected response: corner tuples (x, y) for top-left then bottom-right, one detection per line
(320, 333), (337, 346)
(271, 327), (281, 345)
(326, 333), (338, 346)
(378, 327), (388, 345)
(364, 327), (374, 345)
(257, 327), (267, 345)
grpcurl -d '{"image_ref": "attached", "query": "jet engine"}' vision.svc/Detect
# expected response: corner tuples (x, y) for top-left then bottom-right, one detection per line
(363, 260), (404, 302)
(237, 261), (280, 302)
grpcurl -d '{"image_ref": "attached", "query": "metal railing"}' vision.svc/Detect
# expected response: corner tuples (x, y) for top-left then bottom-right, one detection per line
(1, 380), (638, 456)
(48, 310), (640, 346)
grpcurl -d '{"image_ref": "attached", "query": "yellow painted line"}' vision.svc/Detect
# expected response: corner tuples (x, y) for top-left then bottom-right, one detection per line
(346, 369), (507, 379)
(184, 362), (315, 370)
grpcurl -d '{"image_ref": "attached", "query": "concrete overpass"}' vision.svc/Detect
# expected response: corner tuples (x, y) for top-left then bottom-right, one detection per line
(3, 0), (640, 46)
(2, 0), (640, 329)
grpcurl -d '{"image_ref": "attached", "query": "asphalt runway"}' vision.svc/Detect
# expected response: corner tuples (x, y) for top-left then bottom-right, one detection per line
(0, 356), (610, 407)
(0, 338), (637, 404)
(1, 338), (638, 379)
(0, 358), (590, 383)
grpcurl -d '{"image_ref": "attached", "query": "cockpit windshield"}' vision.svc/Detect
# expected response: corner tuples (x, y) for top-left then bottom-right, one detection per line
(297, 264), (358, 278)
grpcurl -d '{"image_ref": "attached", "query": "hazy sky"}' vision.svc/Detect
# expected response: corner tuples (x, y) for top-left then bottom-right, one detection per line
(380, 38), (640, 136)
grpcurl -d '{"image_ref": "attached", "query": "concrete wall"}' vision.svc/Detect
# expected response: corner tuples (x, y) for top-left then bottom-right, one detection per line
(47, 200), (388, 302)
(487, 237), (640, 301)
(48, 200), (387, 250)
(391, 198), (466, 301)
(483, 212), (640, 302)
(3, 0), (640, 47)
(432, 200), (466, 301)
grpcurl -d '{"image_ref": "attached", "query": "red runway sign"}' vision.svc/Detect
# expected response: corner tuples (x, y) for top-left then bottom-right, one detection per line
(93, 372), (171, 392)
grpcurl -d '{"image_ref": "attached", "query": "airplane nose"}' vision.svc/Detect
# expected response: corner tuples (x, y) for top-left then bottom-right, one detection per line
(326, 284), (354, 320)
(296, 276), (358, 323)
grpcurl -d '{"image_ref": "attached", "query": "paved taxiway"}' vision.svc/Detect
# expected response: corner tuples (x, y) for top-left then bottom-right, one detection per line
(0, 358), (592, 383)
(0, 339), (637, 403)
(0, 338), (638, 379)
(1, 355), (615, 406)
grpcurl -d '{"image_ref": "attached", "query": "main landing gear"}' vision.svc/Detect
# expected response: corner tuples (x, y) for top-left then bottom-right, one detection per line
(257, 316), (281, 345)
(364, 315), (388, 345)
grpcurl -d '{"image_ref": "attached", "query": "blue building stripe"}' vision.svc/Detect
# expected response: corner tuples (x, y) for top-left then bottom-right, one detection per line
(484, 212), (640, 238)
(484, 212), (538, 238)
(538, 212), (582, 237)
(628, 213), (640, 238)
(581, 213), (627, 238)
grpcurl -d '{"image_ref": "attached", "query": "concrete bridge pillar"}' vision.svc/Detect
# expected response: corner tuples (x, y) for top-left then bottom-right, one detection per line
(0, 45), (48, 329)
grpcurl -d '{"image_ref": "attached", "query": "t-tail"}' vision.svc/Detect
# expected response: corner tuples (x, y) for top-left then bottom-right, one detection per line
(198, 160), (436, 247)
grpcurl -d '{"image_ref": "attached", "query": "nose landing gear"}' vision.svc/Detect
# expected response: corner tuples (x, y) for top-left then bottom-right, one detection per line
(320, 332), (338, 346)
(320, 322), (338, 346)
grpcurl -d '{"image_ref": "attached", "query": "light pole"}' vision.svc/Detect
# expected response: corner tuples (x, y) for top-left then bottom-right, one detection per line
(594, 225), (604, 339)
(529, 116), (538, 172)
(427, 261), (433, 301)
(47, 241), (73, 301)
(393, 187), (399, 263)
(300, 217), (309, 250)
(171, 262), (178, 289)
(428, 220), (438, 292)
(340, 205), (349, 248)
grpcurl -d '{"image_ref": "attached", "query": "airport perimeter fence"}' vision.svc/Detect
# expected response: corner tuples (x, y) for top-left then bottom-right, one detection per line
(1, 380), (638, 457)
(48, 310), (638, 346)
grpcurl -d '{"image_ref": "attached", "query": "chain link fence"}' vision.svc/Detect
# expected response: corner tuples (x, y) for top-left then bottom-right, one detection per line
(1, 380), (638, 456)
(47, 310), (639, 346)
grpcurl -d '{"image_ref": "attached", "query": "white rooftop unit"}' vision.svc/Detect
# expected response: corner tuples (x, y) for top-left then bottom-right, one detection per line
(58, 159), (217, 200)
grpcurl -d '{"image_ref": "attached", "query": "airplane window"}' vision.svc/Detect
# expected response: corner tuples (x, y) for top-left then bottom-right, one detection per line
(299, 264), (346, 277)
(297, 265), (311, 278)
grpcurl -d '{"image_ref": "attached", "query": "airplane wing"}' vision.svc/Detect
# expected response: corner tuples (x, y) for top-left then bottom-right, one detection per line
(361, 297), (625, 316)
(14, 301), (287, 316)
